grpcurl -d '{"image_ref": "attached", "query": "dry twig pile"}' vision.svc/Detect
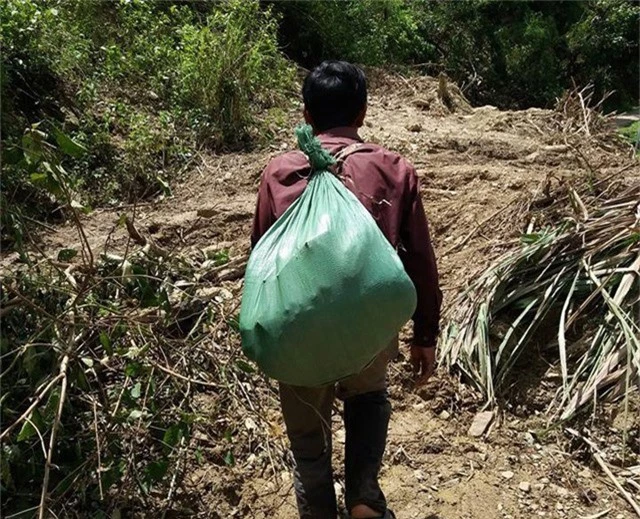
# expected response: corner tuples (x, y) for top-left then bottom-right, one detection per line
(0, 214), (286, 517)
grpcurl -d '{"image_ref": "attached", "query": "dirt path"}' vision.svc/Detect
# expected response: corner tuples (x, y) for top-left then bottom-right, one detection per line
(4, 77), (638, 518)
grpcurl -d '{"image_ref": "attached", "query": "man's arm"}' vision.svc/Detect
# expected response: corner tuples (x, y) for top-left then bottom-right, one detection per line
(398, 166), (443, 380)
(250, 168), (275, 248)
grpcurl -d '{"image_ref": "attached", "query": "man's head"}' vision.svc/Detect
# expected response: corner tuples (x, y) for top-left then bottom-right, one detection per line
(302, 61), (367, 133)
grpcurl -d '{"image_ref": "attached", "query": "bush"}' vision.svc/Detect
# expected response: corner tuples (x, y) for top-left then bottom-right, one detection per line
(176, 1), (295, 145)
(0, 213), (277, 516)
(271, 0), (429, 67)
(567, 0), (640, 111)
(271, 0), (639, 110)
(497, 11), (563, 106)
(1, 135), (283, 515)
(619, 121), (640, 149)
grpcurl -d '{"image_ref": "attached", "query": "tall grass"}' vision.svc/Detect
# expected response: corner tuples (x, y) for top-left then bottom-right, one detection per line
(177, 1), (295, 145)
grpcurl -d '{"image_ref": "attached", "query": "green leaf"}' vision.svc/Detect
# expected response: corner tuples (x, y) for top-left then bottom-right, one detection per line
(194, 448), (204, 465)
(162, 423), (186, 452)
(53, 127), (86, 157)
(125, 362), (141, 377)
(17, 408), (45, 442)
(212, 249), (230, 267)
(156, 176), (172, 197)
(81, 357), (94, 368)
(101, 461), (125, 494)
(99, 331), (113, 355)
(57, 248), (78, 262)
(235, 359), (255, 374)
(45, 388), (60, 420)
(30, 169), (63, 197)
(22, 133), (42, 165)
(130, 382), (142, 399)
(224, 450), (235, 467)
(521, 233), (543, 244)
(3, 146), (23, 165)
(116, 213), (127, 227)
(227, 316), (240, 332)
(74, 364), (90, 390)
(128, 409), (144, 421)
(16, 421), (36, 442)
(144, 459), (169, 484)
(29, 172), (48, 185)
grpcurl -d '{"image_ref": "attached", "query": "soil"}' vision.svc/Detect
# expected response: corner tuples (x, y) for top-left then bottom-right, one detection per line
(2, 75), (639, 518)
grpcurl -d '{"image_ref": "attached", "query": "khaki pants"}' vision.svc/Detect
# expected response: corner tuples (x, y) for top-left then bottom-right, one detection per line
(279, 339), (398, 518)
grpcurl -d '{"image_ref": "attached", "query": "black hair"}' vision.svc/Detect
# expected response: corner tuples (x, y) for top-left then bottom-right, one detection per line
(302, 61), (367, 132)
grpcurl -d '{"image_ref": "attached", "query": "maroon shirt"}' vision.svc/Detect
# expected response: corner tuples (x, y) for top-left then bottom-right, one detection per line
(251, 126), (442, 347)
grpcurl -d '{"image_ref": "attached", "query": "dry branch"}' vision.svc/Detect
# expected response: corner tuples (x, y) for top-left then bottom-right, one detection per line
(38, 353), (69, 519)
(567, 428), (640, 517)
(0, 373), (65, 442)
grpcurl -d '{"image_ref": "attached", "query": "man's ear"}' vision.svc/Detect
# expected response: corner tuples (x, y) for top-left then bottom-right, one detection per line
(353, 104), (367, 128)
(303, 108), (314, 127)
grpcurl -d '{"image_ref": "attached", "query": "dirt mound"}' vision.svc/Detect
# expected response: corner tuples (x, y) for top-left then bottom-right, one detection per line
(369, 71), (473, 117)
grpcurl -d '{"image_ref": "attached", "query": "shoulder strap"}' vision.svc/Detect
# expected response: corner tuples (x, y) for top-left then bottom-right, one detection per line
(333, 143), (366, 175)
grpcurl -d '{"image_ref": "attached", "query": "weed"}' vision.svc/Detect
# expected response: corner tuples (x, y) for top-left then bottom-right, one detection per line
(618, 120), (640, 150)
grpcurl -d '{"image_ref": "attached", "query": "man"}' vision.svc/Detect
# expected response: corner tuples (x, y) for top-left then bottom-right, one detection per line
(251, 61), (442, 519)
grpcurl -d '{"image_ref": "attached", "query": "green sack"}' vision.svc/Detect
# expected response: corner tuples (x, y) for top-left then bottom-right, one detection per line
(240, 125), (417, 387)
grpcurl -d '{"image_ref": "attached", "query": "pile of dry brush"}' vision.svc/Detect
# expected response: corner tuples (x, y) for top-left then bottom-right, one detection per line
(0, 212), (286, 517)
(440, 85), (639, 423)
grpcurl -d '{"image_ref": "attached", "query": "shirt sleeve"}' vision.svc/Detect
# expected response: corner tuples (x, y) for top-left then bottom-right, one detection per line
(398, 165), (443, 347)
(250, 166), (276, 248)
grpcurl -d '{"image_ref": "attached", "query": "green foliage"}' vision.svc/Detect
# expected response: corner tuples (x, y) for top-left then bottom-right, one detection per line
(271, 0), (427, 66)
(1, 123), (89, 250)
(177, 1), (295, 145)
(1, 151), (275, 515)
(273, 0), (639, 110)
(0, 217), (267, 514)
(497, 11), (563, 106)
(567, 0), (640, 111)
(0, 253), (193, 513)
(619, 121), (640, 149)
(2, 0), (636, 238)
(1, 0), (294, 241)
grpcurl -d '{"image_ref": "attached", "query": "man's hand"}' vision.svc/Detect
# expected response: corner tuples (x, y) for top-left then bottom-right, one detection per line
(410, 344), (436, 385)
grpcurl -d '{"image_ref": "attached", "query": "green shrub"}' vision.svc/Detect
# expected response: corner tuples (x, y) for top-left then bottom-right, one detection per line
(176, 1), (295, 145)
(498, 11), (563, 106)
(567, 0), (640, 111)
(272, 0), (638, 110)
(619, 121), (640, 149)
(272, 0), (429, 67)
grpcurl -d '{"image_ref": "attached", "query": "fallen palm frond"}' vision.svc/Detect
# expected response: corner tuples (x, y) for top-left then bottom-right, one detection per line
(440, 182), (640, 421)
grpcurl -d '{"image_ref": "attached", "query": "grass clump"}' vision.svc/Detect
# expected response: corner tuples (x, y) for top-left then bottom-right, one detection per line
(618, 120), (640, 150)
